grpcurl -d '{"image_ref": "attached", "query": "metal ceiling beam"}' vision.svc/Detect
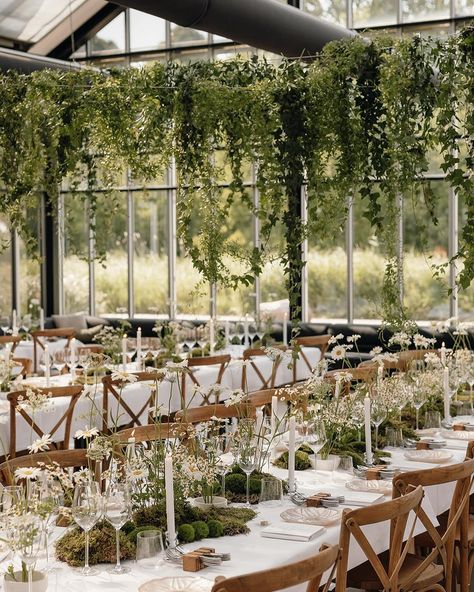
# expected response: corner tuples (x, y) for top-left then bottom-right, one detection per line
(111, 0), (355, 57)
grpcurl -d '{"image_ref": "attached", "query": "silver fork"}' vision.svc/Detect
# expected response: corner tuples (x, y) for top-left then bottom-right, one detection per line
(289, 491), (307, 505)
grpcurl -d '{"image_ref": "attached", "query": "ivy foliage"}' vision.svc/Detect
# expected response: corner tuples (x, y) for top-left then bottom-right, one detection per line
(1, 29), (474, 325)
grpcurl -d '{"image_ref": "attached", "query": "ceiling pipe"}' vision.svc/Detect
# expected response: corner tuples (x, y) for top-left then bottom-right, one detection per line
(111, 0), (355, 58)
(0, 46), (85, 73)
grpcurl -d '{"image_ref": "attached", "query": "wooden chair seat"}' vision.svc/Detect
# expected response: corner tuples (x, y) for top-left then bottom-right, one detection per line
(348, 551), (444, 591)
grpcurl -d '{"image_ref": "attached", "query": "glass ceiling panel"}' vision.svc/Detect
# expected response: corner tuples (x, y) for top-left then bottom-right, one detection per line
(0, 0), (88, 44)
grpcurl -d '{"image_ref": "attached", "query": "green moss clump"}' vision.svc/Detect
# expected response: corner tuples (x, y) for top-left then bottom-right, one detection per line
(222, 519), (250, 537)
(127, 525), (160, 545)
(225, 473), (246, 494)
(178, 523), (195, 543)
(274, 450), (312, 471)
(207, 520), (224, 538)
(55, 522), (135, 567)
(191, 520), (209, 540)
(249, 478), (262, 495)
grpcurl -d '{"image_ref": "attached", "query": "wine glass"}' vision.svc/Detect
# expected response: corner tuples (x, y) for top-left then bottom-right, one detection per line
(236, 439), (258, 508)
(53, 350), (67, 374)
(18, 512), (44, 592)
(71, 482), (102, 576)
(149, 338), (161, 360)
(32, 477), (64, 570)
(412, 389), (424, 431)
(248, 322), (257, 346)
(0, 316), (10, 335)
(104, 483), (131, 575)
(126, 338), (137, 365)
(371, 401), (386, 450)
(0, 485), (23, 563)
(304, 419), (327, 466)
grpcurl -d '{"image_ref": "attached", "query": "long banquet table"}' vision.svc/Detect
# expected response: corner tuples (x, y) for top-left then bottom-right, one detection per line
(8, 440), (467, 592)
(0, 347), (320, 455)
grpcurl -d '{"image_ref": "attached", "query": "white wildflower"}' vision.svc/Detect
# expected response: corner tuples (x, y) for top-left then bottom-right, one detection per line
(74, 426), (99, 439)
(15, 467), (42, 481)
(346, 334), (361, 343)
(27, 434), (52, 454)
(110, 370), (138, 383)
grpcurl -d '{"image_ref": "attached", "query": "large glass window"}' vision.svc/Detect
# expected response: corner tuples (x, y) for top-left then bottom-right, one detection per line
(90, 12), (126, 54)
(302, 0), (347, 25)
(0, 216), (11, 317)
(402, 0), (450, 22)
(129, 9), (166, 51)
(19, 202), (41, 316)
(170, 24), (207, 46)
(134, 191), (169, 316)
(456, 0), (474, 16)
(353, 0), (398, 28)
(63, 194), (89, 314)
(95, 193), (128, 316)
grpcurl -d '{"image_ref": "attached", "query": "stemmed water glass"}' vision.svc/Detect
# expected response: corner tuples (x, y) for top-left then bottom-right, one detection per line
(32, 477), (64, 571)
(304, 419), (327, 466)
(149, 338), (161, 361)
(0, 316), (10, 335)
(18, 513), (44, 592)
(126, 338), (137, 366)
(371, 401), (386, 450)
(104, 483), (131, 575)
(236, 439), (258, 508)
(71, 482), (102, 576)
(248, 322), (257, 346)
(53, 350), (67, 375)
(412, 388), (424, 431)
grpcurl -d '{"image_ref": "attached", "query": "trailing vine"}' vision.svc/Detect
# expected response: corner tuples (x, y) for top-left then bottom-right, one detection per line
(0, 30), (474, 326)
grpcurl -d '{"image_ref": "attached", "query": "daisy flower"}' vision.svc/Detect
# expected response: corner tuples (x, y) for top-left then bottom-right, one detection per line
(74, 426), (99, 439)
(128, 467), (148, 481)
(27, 434), (52, 454)
(330, 345), (347, 360)
(111, 370), (138, 383)
(15, 467), (42, 481)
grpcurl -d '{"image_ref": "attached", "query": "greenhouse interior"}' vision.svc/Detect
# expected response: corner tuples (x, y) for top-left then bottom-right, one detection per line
(1, 0), (474, 590)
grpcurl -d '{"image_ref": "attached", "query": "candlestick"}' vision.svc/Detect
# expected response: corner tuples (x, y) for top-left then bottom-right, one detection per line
(4, 343), (11, 364)
(39, 308), (44, 331)
(70, 340), (76, 380)
(164, 454), (176, 548)
(44, 344), (50, 387)
(288, 416), (296, 493)
(443, 366), (450, 420)
(136, 328), (142, 370)
(122, 335), (127, 372)
(440, 342), (446, 366)
(282, 313), (288, 346)
(364, 397), (373, 466)
(255, 407), (264, 437)
(12, 309), (17, 336)
(271, 395), (278, 436)
(377, 364), (383, 389)
(209, 319), (215, 356)
(244, 314), (249, 348)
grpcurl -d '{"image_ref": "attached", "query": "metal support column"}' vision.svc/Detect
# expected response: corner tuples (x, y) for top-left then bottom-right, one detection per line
(56, 194), (65, 315)
(11, 229), (20, 313)
(126, 171), (134, 318)
(252, 174), (261, 321)
(448, 186), (459, 319)
(168, 163), (177, 320)
(40, 195), (62, 316)
(210, 283), (217, 319)
(301, 185), (309, 323)
(346, 194), (354, 323)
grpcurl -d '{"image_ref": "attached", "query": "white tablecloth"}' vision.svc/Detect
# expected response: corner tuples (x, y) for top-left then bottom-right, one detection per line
(13, 339), (68, 365)
(0, 347), (321, 454)
(9, 442), (466, 592)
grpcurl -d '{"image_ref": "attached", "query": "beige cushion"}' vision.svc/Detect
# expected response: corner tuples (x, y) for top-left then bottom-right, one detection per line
(52, 314), (87, 331)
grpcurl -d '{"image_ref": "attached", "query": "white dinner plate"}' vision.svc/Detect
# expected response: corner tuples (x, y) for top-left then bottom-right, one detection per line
(403, 449), (453, 463)
(139, 577), (213, 592)
(440, 429), (473, 440)
(345, 479), (392, 495)
(280, 507), (342, 526)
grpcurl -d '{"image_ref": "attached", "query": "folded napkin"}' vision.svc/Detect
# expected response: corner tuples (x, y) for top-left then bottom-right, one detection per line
(261, 522), (326, 542)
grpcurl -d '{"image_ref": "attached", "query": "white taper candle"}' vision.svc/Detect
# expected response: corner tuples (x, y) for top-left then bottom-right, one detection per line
(444, 366), (450, 420)
(122, 335), (127, 372)
(44, 344), (50, 387)
(288, 416), (296, 493)
(364, 396), (373, 466)
(164, 453), (176, 547)
(283, 313), (288, 346)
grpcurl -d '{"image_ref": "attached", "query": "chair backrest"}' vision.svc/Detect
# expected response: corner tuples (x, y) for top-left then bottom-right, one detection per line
(175, 402), (255, 424)
(7, 385), (84, 458)
(242, 348), (283, 391)
(113, 422), (187, 445)
(181, 355), (231, 407)
(397, 349), (439, 371)
(325, 366), (377, 396)
(77, 344), (105, 355)
(392, 458), (474, 592)
(12, 357), (32, 377)
(102, 371), (165, 432)
(295, 334), (332, 356)
(31, 328), (76, 373)
(0, 448), (93, 485)
(212, 543), (339, 592)
(336, 485), (424, 592)
(0, 335), (23, 353)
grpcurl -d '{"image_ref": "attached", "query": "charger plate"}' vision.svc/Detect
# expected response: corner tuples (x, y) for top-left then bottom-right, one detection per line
(345, 479), (392, 495)
(403, 449), (453, 463)
(280, 507), (342, 526)
(139, 577), (213, 592)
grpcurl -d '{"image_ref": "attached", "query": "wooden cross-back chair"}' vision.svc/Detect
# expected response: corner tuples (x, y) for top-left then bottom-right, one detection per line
(181, 355), (231, 408)
(175, 402), (255, 424)
(0, 449), (98, 486)
(77, 344), (105, 355)
(391, 458), (474, 592)
(242, 348), (283, 392)
(292, 335), (332, 383)
(102, 371), (165, 433)
(12, 357), (32, 378)
(113, 422), (188, 446)
(336, 485), (447, 592)
(0, 335), (23, 353)
(397, 349), (439, 372)
(212, 543), (339, 592)
(31, 327), (76, 373)
(7, 385), (84, 458)
(325, 365), (378, 396)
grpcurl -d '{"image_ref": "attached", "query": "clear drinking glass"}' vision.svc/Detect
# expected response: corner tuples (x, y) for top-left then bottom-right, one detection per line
(136, 530), (164, 568)
(338, 455), (354, 475)
(412, 389), (425, 431)
(71, 482), (102, 576)
(371, 402), (385, 449)
(305, 419), (327, 458)
(53, 350), (67, 374)
(236, 440), (258, 508)
(259, 477), (283, 507)
(424, 410), (441, 429)
(104, 483), (131, 574)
